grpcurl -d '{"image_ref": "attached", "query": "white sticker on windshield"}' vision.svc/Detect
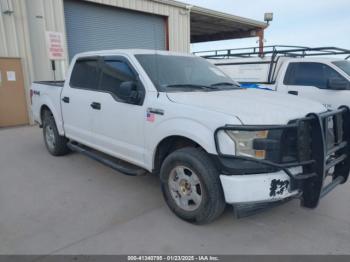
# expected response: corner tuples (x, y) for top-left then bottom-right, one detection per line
(209, 67), (226, 77)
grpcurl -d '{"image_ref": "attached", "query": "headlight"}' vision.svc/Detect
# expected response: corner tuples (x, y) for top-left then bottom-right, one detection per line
(225, 130), (269, 159)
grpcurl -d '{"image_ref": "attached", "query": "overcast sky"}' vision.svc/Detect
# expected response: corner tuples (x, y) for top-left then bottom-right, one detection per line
(184, 0), (350, 52)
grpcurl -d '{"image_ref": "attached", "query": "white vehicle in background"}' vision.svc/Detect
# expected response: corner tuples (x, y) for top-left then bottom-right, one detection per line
(197, 46), (350, 110)
(31, 49), (350, 224)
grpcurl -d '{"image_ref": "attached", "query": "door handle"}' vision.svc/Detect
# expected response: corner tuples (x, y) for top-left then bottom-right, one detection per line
(62, 96), (70, 103)
(90, 102), (101, 110)
(288, 90), (298, 96)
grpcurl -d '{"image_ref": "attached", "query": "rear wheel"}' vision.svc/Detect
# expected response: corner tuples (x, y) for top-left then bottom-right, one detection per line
(160, 147), (226, 224)
(42, 110), (69, 156)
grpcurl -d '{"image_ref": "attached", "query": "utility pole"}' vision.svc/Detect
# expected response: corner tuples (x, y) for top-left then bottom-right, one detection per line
(258, 29), (264, 57)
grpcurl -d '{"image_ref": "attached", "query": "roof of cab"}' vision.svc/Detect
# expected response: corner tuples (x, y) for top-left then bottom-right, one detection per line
(74, 49), (195, 59)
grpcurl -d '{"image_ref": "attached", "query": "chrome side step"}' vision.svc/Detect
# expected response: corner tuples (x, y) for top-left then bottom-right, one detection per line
(67, 142), (147, 176)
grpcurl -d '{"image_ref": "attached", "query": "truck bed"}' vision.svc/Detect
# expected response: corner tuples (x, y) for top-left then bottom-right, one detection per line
(31, 81), (65, 132)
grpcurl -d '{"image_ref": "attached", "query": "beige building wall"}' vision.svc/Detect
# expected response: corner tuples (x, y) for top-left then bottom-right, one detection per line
(0, 0), (190, 123)
(0, 0), (35, 123)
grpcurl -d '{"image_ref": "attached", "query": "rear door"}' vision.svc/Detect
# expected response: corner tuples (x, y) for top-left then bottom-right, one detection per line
(61, 57), (101, 145)
(282, 62), (350, 109)
(90, 56), (147, 167)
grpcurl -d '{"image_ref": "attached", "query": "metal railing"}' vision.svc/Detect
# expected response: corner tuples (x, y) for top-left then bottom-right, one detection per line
(194, 45), (350, 59)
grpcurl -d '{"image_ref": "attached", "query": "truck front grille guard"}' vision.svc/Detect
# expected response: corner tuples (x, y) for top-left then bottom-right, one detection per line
(214, 107), (350, 208)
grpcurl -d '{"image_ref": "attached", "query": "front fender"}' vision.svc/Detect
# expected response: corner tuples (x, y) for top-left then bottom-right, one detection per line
(145, 118), (219, 170)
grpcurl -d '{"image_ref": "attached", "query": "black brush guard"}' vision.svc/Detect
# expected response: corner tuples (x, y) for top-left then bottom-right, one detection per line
(214, 107), (350, 208)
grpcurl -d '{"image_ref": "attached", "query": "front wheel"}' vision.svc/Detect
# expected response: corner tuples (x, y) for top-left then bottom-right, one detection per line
(160, 147), (226, 224)
(42, 110), (69, 156)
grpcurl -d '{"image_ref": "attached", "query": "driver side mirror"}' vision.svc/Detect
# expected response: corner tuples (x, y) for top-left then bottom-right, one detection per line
(119, 81), (142, 104)
(327, 78), (350, 90)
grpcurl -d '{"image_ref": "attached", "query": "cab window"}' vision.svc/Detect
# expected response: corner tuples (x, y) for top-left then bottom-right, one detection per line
(100, 59), (136, 101)
(70, 58), (100, 90)
(284, 62), (347, 89)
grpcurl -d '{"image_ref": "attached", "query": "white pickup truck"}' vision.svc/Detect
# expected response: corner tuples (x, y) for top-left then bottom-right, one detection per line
(31, 49), (350, 224)
(201, 46), (350, 110)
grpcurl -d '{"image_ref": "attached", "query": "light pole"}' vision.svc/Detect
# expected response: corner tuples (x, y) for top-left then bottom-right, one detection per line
(259, 12), (273, 57)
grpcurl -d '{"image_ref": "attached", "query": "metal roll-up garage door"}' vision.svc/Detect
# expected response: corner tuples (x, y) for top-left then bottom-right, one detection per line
(64, 0), (166, 59)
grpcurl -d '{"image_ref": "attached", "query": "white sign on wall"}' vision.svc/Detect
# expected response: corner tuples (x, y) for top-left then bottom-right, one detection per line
(6, 71), (16, 81)
(45, 31), (65, 60)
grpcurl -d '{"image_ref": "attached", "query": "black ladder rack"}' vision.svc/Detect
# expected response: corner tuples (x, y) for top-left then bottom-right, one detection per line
(194, 45), (350, 59)
(194, 45), (350, 84)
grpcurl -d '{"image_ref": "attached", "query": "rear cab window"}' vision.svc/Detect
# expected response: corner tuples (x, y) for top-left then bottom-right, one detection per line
(70, 57), (100, 90)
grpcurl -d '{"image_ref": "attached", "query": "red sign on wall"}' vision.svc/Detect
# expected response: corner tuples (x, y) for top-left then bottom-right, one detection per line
(45, 31), (65, 60)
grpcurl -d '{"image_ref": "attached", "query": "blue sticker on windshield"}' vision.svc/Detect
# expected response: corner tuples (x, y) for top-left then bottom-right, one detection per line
(241, 83), (273, 91)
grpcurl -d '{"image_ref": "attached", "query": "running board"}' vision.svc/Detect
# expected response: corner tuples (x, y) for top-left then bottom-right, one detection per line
(67, 142), (147, 176)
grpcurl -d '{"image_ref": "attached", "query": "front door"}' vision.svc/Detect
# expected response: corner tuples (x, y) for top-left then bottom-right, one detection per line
(0, 58), (29, 127)
(90, 56), (146, 167)
(283, 62), (350, 110)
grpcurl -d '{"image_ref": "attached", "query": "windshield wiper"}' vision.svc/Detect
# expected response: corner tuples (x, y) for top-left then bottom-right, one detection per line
(164, 83), (241, 91)
(164, 84), (216, 90)
(211, 82), (241, 88)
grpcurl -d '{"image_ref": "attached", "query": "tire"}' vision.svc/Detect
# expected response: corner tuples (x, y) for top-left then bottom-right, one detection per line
(42, 110), (70, 156)
(160, 147), (226, 224)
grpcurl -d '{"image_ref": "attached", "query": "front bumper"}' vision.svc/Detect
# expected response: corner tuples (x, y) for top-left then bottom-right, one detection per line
(215, 107), (350, 211)
(220, 168), (301, 204)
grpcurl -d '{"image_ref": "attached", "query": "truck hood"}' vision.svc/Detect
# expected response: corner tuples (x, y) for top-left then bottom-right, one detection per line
(166, 89), (326, 125)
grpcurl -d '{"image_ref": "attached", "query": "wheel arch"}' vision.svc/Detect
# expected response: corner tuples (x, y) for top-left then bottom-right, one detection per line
(152, 135), (209, 175)
(39, 103), (65, 135)
(40, 104), (52, 123)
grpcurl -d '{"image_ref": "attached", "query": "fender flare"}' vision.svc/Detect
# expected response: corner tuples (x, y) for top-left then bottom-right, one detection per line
(39, 96), (64, 135)
(146, 118), (218, 169)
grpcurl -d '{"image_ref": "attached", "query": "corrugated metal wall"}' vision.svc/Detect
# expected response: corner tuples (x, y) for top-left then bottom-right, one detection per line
(0, 0), (35, 123)
(26, 0), (68, 82)
(83, 0), (190, 52)
(0, 0), (190, 124)
(64, 0), (167, 59)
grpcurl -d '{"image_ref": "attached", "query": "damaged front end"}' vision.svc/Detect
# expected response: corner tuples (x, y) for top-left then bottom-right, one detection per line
(214, 107), (350, 218)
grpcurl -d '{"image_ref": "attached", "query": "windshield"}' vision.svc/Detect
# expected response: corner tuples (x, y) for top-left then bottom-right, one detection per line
(135, 54), (240, 92)
(333, 60), (350, 77)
